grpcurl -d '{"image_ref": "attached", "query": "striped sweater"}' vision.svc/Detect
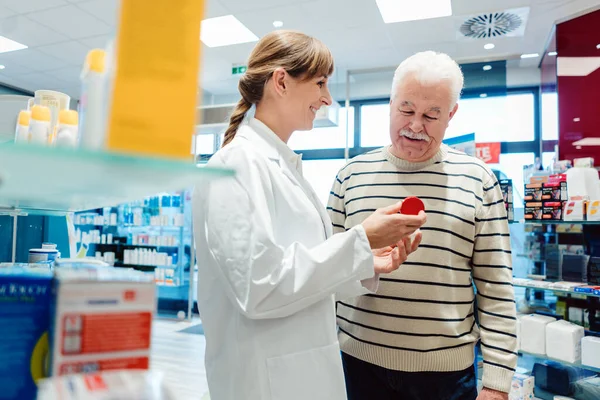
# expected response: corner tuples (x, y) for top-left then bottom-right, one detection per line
(327, 144), (517, 394)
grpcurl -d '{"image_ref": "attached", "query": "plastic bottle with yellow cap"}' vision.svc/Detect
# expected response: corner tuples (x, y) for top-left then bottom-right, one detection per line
(55, 109), (79, 148)
(14, 110), (31, 143)
(79, 48), (107, 150)
(28, 105), (52, 145)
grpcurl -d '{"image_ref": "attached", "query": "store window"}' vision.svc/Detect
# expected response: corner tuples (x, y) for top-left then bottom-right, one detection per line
(302, 159), (348, 206)
(288, 107), (354, 150)
(359, 93), (536, 148)
(359, 104), (390, 148)
(487, 152), (535, 208)
(446, 93), (535, 143)
(541, 92), (558, 141)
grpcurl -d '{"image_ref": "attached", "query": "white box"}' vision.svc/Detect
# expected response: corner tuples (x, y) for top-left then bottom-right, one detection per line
(520, 314), (556, 355)
(509, 373), (535, 400)
(49, 268), (156, 376)
(582, 336), (600, 369)
(546, 320), (585, 363)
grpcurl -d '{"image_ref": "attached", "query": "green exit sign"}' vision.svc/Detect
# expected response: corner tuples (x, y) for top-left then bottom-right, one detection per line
(232, 65), (247, 75)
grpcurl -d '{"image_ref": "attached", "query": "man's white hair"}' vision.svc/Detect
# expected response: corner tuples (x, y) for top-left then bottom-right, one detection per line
(391, 51), (464, 108)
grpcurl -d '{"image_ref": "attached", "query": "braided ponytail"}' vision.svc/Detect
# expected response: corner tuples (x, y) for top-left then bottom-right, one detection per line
(220, 30), (334, 148)
(222, 97), (252, 147)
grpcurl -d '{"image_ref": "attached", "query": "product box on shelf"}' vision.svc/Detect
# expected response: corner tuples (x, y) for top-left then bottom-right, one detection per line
(545, 320), (585, 363)
(524, 202), (543, 221)
(589, 257), (600, 285)
(524, 184), (543, 202)
(542, 202), (563, 220)
(587, 200), (600, 221)
(542, 181), (567, 202)
(49, 268), (156, 377)
(500, 179), (514, 221)
(520, 314), (556, 355)
(0, 267), (53, 400)
(582, 336), (600, 369)
(509, 374), (534, 400)
(564, 200), (587, 221)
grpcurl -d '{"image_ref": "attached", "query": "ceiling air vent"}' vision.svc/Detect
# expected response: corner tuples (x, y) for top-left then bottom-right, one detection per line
(458, 7), (529, 39)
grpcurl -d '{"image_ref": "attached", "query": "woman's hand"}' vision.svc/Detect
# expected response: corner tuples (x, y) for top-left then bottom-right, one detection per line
(361, 201), (426, 249)
(372, 231), (422, 274)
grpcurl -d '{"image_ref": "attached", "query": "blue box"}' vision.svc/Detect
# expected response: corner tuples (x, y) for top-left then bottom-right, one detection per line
(0, 267), (53, 400)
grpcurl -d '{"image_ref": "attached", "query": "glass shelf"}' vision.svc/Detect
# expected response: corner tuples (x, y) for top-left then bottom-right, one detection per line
(513, 280), (600, 298)
(0, 143), (233, 215)
(519, 350), (600, 374)
(512, 219), (600, 225)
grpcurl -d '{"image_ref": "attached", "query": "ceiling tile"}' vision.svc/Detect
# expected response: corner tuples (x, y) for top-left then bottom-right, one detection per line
(0, 61), (37, 76)
(0, 6), (17, 19)
(0, 15), (69, 47)
(27, 5), (112, 39)
(75, 0), (118, 25)
(3, 0), (68, 14)
(37, 41), (89, 66)
(78, 34), (111, 49)
(16, 72), (68, 92)
(44, 66), (82, 83)
(0, 49), (69, 72)
(205, 0), (231, 18)
(219, 0), (301, 14)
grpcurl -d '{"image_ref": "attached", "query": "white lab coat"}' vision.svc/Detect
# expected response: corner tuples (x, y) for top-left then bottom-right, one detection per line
(193, 118), (377, 400)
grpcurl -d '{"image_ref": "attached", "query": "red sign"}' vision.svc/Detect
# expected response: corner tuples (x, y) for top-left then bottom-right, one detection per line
(475, 142), (501, 164)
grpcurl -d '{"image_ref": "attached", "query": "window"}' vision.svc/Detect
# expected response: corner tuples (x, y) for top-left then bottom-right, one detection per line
(359, 104), (390, 148)
(288, 107), (354, 150)
(446, 93), (535, 143)
(193, 134), (216, 155)
(487, 152), (535, 208)
(302, 159), (348, 206)
(541, 92), (558, 141)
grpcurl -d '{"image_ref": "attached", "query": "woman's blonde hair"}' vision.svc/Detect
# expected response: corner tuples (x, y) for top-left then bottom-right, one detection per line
(221, 30), (334, 147)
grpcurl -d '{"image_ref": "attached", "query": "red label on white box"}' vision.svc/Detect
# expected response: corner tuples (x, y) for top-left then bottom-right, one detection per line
(59, 356), (149, 376)
(61, 312), (151, 355)
(84, 375), (107, 391)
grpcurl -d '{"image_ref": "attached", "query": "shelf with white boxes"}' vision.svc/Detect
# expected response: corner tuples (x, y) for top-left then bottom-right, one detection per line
(518, 350), (600, 374)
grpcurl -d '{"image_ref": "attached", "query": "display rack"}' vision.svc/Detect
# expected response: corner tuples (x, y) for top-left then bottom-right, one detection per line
(518, 350), (600, 374)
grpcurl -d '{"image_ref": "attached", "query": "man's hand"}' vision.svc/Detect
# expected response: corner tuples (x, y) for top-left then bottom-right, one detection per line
(477, 388), (508, 400)
(372, 231), (422, 274)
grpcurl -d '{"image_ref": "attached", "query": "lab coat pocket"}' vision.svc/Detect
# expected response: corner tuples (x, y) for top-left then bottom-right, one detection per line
(266, 342), (347, 400)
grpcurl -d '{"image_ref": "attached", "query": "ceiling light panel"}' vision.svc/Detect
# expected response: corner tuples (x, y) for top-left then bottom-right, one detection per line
(200, 15), (258, 48)
(0, 36), (27, 54)
(376, 0), (452, 24)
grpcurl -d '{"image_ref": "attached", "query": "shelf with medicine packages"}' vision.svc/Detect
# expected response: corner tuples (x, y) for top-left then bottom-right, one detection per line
(503, 157), (600, 399)
(72, 192), (195, 318)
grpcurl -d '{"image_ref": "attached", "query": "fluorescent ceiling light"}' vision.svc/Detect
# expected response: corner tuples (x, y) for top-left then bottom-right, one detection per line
(484, 43), (495, 50)
(0, 36), (27, 54)
(201, 15), (258, 48)
(573, 138), (600, 147)
(0, 65), (5, 70)
(480, 93), (487, 98)
(482, 65), (492, 71)
(521, 53), (539, 59)
(573, 117), (581, 122)
(597, 43), (600, 49)
(273, 20), (283, 28)
(557, 57), (600, 76)
(375, 0), (452, 23)
(548, 51), (557, 56)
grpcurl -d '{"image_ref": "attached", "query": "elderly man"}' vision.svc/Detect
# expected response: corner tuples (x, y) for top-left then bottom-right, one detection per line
(328, 51), (516, 400)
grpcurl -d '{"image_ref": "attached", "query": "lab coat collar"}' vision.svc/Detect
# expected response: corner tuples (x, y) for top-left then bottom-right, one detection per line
(237, 118), (332, 239)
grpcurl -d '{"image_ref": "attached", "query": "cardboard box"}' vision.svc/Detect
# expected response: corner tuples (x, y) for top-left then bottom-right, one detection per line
(542, 181), (567, 202)
(542, 202), (563, 220)
(49, 268), (156, 377)
(509, 373), (535, 400)
(546, 320), (584, 363)
(524, 184), (543, 202)
(524, 202), (543, 220)
(0, 267), (53, 400)
(500, 180), (514, 221)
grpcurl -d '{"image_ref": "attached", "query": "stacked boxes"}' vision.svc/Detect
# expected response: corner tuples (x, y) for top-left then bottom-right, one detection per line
(524, 175), (567, 221)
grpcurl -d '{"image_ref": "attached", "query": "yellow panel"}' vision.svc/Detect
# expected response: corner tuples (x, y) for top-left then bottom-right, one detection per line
(106, 0), (204, 160)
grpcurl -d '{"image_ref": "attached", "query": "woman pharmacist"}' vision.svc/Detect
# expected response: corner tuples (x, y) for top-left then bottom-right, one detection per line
(192, 30), (426, 400)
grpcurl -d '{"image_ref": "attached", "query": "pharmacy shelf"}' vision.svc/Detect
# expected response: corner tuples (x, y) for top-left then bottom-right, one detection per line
(0, 143), (233, 215)
(513, 280), (600, 298)
(519, 350), (600, 374)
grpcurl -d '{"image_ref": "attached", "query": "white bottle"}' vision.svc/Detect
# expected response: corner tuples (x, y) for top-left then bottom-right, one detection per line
(28, 105), (52, 145)
(55, 109), (79, 148)
(79, 49), (107, 150)
(14, 110), (31, 143)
